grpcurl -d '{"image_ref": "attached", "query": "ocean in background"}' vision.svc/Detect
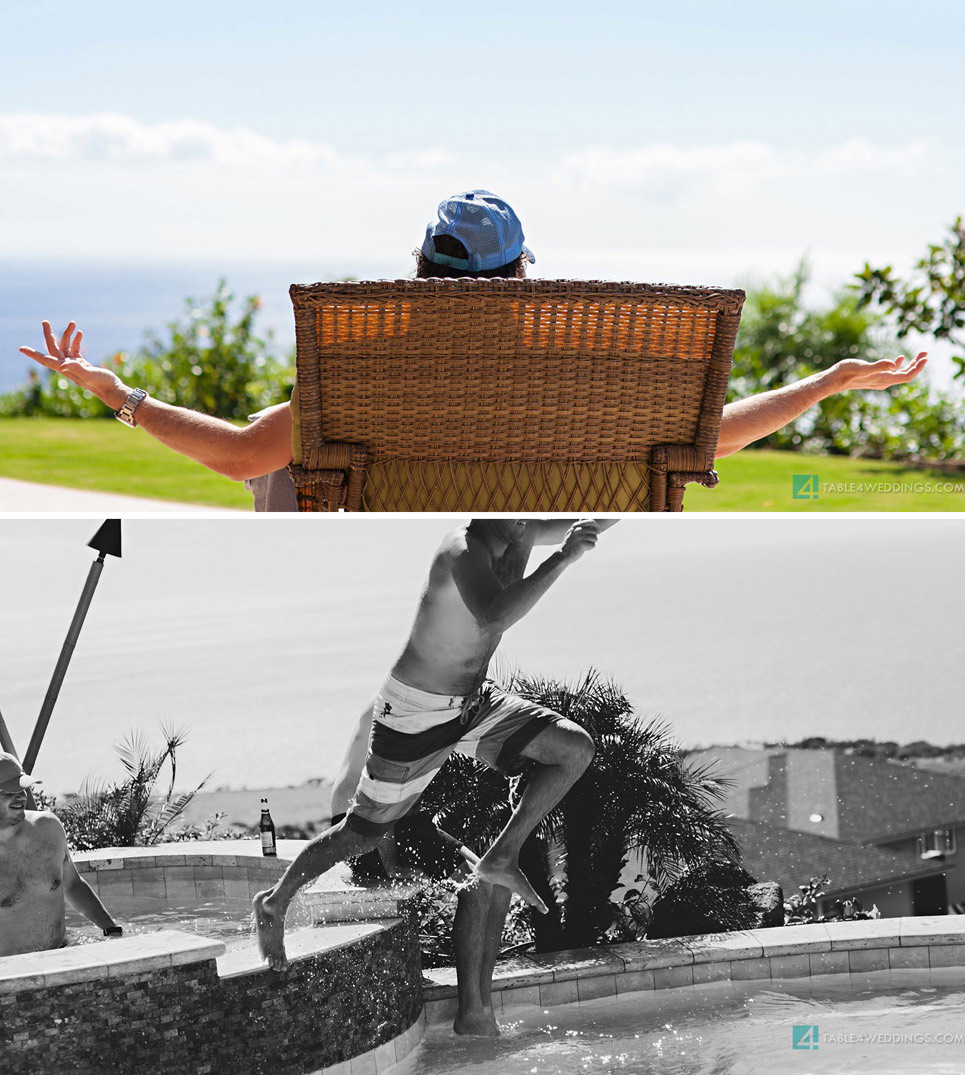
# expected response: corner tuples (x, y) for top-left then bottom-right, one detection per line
(0, 260), (398, 394)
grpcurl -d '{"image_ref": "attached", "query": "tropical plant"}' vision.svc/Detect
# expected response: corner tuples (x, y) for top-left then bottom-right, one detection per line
(854, 217), (965, 381)
(418, 669), (740, 954)
(784, 873), (879, 925)
(49, 725), (216, 850)
(0, 280), (293, 419)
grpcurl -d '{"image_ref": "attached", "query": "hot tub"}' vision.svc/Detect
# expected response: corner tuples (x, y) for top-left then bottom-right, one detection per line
(0, 840), (425, 1075)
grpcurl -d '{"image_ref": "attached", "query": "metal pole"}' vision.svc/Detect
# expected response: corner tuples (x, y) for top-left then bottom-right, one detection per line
(0, 709), (17, 757)
(0, 709), (36, 810)
(22, 553), (106, 774)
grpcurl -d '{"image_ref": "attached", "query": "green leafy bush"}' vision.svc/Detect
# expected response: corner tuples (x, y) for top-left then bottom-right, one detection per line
(1, 281), (293, 420)
(855, 217), (965, 381)
(730, 261), (965, 461)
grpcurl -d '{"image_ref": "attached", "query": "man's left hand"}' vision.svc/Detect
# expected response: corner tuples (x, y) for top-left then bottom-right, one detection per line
(831, 351), (928, 392)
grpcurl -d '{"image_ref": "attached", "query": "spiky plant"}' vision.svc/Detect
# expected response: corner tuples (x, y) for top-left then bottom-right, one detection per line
(419, 669), (740, 952)
(54, 725), (212, 850)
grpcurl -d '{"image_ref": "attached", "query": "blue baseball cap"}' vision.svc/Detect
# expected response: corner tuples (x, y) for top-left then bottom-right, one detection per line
(422, 190), (535, 272)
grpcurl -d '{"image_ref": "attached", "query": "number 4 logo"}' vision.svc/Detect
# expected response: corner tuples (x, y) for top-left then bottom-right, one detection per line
(791, 1024), (819, 1050)
(792, 474), (820, 500)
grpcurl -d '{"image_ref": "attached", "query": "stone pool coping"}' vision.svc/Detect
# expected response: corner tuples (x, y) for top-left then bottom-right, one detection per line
(421, 915), (965, 1024)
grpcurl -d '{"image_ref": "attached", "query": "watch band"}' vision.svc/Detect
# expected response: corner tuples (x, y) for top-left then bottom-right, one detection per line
(115, 388), (148, 427)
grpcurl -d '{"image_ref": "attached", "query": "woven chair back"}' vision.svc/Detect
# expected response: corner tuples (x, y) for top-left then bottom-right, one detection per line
(288, 279), (744, 511)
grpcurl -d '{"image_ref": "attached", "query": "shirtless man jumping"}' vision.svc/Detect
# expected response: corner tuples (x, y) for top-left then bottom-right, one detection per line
(0, 752), (122, 956)
(253, 517), (615, 1033)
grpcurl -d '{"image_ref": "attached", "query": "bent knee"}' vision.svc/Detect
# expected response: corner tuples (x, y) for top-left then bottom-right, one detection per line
(570, 726), (596, 769)
(536, 718), (595, 770)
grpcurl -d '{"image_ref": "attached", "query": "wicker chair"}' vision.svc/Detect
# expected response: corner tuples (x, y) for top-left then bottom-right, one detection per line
(288, 279), (744, 511)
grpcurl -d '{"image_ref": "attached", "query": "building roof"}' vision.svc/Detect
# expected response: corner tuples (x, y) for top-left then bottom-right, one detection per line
(726, 817), (951, 901)
(832, 754), (965, 842)
(687, 747), (965, 844)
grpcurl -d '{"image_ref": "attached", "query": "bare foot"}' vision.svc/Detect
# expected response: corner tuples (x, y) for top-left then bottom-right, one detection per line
(474, 860), (548, 914)
(454, 1007), (501, 1037)
(252, 889), (288, 971)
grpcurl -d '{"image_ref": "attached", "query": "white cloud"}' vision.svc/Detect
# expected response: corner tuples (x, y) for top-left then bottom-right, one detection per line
(0, 112), (449, 174)
(558, 141), (777, 189)
(0, 112), (951, 270)
(557, 137), (930, 194)
(810, 137), (928, 175)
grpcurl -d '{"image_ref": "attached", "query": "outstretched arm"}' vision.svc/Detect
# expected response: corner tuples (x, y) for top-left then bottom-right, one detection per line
(19, 321), (293, 481)
(452, 521), (599, 632)
(716, 352), (928, 458)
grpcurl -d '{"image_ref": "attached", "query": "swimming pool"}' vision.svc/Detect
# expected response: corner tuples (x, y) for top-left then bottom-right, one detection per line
(5, 846), (965, 1075)
(395, 967), (965, 1075)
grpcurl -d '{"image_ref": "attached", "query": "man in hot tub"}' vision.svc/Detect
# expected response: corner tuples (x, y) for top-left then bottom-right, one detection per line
(0, 752), (123, 956)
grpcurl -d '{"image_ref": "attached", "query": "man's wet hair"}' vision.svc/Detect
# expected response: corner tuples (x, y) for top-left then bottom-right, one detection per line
(414, 234), (527, 279)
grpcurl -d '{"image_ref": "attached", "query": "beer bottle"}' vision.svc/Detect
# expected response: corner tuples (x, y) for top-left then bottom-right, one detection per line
(260, 797), (277, 857)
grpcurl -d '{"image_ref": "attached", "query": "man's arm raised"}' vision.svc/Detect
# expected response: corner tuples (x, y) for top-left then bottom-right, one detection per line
(527, 518), (619, 546)
(452, 521), (598, 633)
(716, 352), (928, 458)
(19, 321), (293, 481)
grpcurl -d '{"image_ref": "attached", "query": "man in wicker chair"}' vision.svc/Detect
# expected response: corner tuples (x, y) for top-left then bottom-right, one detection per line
(253, 516), (614, 1036)
(21, 191), (927, 508)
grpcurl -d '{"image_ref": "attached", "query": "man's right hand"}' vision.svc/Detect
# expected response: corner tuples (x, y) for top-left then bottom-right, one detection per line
(19, 321), (130, 410)
(559, 520), (600, 563)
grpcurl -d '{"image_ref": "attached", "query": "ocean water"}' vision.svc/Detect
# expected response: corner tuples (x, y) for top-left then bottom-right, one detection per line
(0, 516), (961, 797)
(0, 260), (398, 394)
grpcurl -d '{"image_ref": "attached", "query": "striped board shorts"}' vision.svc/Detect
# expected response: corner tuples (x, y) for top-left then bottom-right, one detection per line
(344, 675), (565, 836)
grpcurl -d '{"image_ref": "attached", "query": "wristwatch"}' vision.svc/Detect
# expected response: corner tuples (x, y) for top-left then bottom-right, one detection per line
(103, 925), (124, 937)
(115, 388), (148, 427)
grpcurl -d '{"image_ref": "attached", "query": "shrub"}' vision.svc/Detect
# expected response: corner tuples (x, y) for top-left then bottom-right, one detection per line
(730, 260), (965, 462)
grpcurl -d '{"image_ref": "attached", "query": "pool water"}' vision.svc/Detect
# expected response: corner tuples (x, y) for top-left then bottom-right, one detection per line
(395, 969), (965, 1075)
(67, 891), (319, 950)
(69, 901), (256, 949)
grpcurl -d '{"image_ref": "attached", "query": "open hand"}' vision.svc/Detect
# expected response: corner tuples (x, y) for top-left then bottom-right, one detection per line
(559, 520), (599, 562)
(19, 321), (128, 409)
(832, 352), (928, 392)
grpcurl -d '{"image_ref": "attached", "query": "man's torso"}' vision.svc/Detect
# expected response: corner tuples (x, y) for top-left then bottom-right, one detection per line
(0, 812), (68, 956)
(391, 526), (533, 695)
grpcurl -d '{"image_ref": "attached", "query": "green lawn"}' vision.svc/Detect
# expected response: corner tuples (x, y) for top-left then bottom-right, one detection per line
(0, 418), (251, 509)
(1, 417), (963, 511)
(689, 450), (965, 511)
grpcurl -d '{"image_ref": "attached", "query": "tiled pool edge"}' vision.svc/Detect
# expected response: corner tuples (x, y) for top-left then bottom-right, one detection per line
(320, 1008), (427, 1075)
(421, 916), (965, 1025)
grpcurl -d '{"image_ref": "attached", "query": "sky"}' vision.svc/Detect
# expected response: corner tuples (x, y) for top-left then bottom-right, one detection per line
(0, 515), (961, 797)
(1, 0), (962, 292)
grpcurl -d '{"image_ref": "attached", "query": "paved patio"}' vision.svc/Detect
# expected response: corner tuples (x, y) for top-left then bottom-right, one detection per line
(0, 476), (243, 513)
